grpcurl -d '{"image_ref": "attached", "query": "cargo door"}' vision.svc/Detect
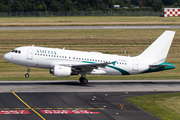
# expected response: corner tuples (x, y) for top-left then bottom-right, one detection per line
(132, 59), (139, 71)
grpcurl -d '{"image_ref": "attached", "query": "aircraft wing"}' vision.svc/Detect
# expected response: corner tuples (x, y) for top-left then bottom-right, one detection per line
(70, 62), (110, 71)
(50, 61), (116, 73)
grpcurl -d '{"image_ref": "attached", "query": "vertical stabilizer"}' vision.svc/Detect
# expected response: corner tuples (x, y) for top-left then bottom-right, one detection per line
(138, 31), (175, 63)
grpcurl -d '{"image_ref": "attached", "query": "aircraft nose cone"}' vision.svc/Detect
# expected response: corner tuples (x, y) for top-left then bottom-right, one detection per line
(3, 53), (11, 62)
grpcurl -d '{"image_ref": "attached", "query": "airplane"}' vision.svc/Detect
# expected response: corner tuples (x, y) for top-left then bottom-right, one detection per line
(3, 30), (175, 84)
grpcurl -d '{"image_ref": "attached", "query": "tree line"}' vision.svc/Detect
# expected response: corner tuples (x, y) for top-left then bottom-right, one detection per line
(0, 0), (179, 12)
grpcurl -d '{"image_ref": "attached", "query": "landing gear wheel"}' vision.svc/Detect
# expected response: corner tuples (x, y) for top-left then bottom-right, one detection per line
(25, 66), (31, 78)
(25, 73), (29, 78)
(79, 73), (88, 84)
(79, 77), (88, 84)
(79, 77), (84, 83)
(82, 78), (88, 84)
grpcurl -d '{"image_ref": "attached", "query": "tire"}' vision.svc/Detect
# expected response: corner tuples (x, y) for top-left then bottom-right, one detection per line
(25, 73), (29, 78)
(79, 77), (84, 83)
(82, 78), (88, 84)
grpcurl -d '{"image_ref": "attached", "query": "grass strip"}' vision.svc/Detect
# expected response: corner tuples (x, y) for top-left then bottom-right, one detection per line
(126, 93), (180, 120)
(0, 16), (180, 26)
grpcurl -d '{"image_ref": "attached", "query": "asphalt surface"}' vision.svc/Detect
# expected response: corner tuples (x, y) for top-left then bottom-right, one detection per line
(0, 80), (180, 92)
(0, 25), (180, 30)
(0, 80), (180, 120)
(0, 92), (164, 120)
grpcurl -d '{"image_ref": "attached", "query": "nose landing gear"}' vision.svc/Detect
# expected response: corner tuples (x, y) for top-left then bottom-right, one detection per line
(25, 67), (31, 78)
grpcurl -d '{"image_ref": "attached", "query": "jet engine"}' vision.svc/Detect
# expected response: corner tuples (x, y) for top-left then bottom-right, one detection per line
(50, 65), (71, 77)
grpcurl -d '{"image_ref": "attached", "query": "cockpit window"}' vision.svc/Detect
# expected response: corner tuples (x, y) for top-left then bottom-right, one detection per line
(11, 49), (21, 54)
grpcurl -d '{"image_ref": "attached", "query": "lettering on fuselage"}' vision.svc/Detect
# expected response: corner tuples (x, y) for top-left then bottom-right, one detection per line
(36, 49), (57, 55)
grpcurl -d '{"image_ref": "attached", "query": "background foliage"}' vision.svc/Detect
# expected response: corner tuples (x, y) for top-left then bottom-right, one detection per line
(0, 0), (180, 12)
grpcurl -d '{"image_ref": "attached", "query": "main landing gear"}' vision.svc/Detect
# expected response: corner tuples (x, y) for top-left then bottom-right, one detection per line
(25, 67), (31, 78)
(79, 74), (88, 84)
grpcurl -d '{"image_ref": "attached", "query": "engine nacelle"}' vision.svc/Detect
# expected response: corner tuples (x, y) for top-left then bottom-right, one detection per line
(51, 65), (71, 77)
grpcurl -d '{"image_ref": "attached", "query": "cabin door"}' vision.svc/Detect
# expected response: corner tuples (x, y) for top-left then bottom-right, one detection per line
(27, 48), (33, 60)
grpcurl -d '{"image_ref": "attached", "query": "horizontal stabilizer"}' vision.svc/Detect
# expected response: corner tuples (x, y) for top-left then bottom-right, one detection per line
(149, 62), (175, 70)
(149, 65), (171, 67)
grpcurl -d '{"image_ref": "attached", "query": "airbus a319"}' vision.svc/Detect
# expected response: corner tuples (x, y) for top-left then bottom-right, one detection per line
(4, 31), (175, 84)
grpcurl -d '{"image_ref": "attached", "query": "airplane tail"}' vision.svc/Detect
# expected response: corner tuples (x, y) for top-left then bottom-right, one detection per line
(138, 30), (175, 63)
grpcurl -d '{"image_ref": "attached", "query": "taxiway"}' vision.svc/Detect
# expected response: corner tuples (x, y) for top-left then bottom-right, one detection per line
(0, 80), (179, 120)
(0, 25), (180, 30)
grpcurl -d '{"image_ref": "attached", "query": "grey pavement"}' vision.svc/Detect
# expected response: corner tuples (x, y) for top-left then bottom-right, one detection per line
(0, 25), (180, 30)
(0, 80), (180, 92)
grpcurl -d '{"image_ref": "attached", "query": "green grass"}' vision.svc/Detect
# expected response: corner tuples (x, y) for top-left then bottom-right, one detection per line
(0, 16), (180, 26)
(126, 93), (180, 120)
(0, 29), (180, 39)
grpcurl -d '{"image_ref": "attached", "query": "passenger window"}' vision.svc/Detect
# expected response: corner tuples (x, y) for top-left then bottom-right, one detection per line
(18, 51), (21, 54)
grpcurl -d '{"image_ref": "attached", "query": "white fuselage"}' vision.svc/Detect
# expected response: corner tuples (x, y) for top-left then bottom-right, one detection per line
(4, 46), (151, 76)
